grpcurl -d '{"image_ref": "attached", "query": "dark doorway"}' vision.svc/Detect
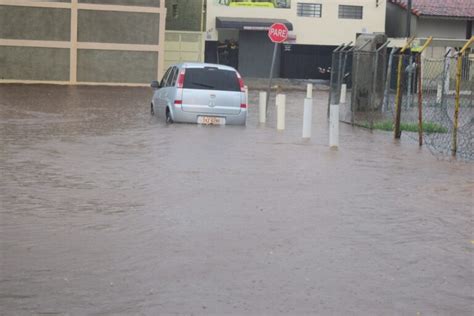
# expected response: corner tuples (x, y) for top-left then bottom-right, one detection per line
(205, 41), (218, 64)
(216, 39), (239, 70)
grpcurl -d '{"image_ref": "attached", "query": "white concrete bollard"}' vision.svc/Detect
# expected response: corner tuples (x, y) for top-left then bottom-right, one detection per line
(302, 98), (313, 139)
(306, 83), (313, 99)
(339, 84), (347, 104)
(329, 104), (339, 148)
(244, 85), (249, 107)
(276, 94), (286, 130)
(436, 82), (442, 104)
(259, 91), (267, 123)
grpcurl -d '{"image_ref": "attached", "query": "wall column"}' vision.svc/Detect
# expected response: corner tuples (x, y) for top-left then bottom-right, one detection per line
(70, 0), (78, 84)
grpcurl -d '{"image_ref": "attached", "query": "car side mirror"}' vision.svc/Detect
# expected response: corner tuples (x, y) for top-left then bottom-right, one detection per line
(151, 80), (160, 89)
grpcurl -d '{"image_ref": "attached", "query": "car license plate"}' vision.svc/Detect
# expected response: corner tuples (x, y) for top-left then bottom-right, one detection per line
(197, 116), (225, 125)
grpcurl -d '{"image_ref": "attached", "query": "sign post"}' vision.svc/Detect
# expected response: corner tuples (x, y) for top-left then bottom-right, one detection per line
(266, 23), (289, 113)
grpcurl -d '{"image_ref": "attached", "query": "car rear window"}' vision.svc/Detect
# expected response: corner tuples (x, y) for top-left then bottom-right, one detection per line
(183, 68), (240, 91)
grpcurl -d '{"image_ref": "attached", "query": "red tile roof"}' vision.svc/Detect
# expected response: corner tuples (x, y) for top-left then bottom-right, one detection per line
(389, 0), (474, 18)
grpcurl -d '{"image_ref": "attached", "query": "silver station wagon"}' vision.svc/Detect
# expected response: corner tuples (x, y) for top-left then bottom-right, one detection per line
(150, 63), (247, 125)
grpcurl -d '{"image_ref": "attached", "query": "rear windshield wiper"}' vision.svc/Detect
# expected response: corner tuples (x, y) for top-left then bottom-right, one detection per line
(190, 82), (215, 89)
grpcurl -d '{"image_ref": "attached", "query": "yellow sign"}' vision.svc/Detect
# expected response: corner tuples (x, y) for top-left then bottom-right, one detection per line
(229, 2), (275, 8)
(215, 0), (291, 9)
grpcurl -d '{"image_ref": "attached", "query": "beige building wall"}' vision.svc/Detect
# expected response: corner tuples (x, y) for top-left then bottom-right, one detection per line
(206, 0), (386, 46)
(416, 18), (467, 39)
(0, 0), (166, 86)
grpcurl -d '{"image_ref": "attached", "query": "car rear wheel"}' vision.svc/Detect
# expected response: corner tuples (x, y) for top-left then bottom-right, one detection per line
(166, 108), (173, 124)
(150, 103), (154, 115)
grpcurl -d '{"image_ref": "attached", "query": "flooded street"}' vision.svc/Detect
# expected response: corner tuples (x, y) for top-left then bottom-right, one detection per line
(1, 84), (473, 315)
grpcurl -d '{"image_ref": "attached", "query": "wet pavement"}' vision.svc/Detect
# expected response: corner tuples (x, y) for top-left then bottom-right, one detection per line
(0, 84), (473, 315)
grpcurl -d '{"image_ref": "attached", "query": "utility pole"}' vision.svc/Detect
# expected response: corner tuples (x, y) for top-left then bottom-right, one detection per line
(406, 0), (412, 37)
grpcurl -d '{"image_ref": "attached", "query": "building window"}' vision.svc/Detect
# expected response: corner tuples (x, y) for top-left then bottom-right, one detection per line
(297, 3), (322, 17)
(172, 4), (178, 18)
(338, 5), (363, 19)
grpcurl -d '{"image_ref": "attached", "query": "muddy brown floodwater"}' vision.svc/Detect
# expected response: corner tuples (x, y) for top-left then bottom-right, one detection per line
(0, 84), (473, 315)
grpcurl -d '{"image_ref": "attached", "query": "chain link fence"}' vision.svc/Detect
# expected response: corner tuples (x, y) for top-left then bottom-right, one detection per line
(395, 54), (473, 160)
(329, 42), (473, 161)
(329, 47), (389, 128)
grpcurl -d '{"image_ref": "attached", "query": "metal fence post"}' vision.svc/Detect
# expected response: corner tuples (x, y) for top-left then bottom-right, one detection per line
(351, 51), (359, 126)
(452, 54), (463, 156)
(441, 47), (453, 107)
(336, 42), (352, 103)
(341, 47), (353, 83)
(383, 48), (399, 112)
(371, 41), (389, 123)
(328, 43), (345, 118)
(452, 37), (474, 156)
(395, 37), (415, 139)
(417, 53), (423, 146)
(415, 37), (433, 147)
(266, 42), (279, 114)
(407, 54), (414, 109)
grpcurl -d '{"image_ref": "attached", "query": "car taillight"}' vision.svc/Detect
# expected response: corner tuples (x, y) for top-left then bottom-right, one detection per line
(236, 71), (245, 92)
(177, 69), (186, 88)
(240, 103), (247, 109)
(174, 100), (182, 105)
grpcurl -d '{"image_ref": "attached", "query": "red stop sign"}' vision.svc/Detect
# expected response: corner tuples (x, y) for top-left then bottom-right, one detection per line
(268, 23), (289, 43)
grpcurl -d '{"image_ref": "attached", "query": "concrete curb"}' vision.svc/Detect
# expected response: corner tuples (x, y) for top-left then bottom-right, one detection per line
(244, 78), (330, 92)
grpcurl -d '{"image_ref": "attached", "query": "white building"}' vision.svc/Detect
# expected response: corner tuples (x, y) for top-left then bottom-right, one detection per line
(204, 0), (387, 79)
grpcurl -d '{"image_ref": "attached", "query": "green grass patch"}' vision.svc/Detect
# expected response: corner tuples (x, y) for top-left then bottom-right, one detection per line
(360, 120), (448, 133)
